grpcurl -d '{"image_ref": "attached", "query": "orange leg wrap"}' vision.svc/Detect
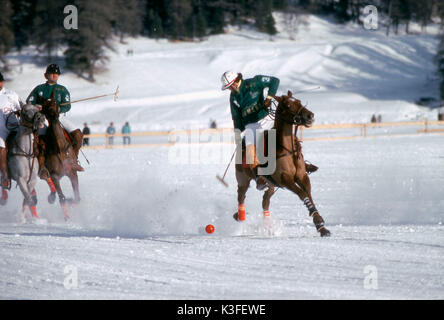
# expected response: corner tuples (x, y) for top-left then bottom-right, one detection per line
(238, 204), (246, 221)
(30, 206), (39, 218)
(47, 178), (57, 193)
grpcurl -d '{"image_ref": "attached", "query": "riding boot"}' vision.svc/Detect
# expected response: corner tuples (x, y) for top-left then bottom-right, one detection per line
(69, 129), (84, 172)
(0, 147), (11, 189)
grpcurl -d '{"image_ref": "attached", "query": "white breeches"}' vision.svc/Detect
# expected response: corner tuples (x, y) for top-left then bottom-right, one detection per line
(243, 114), (274, 146)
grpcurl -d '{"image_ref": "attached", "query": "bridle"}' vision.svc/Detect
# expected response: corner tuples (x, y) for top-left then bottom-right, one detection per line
(268, 97), (309, 126)
(268, 96), (311, 165)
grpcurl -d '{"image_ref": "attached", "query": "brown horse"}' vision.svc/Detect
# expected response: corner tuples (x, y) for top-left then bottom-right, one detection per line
(234, 90), (330, 237)
(37, 91), (81, 219)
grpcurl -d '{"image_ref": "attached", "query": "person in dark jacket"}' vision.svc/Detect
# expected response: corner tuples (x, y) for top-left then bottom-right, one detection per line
(221, 71), (279, 190)
(27, 63), (84, 178)
(82, 123), (90, 146)
(106, 122), (116, 145)
(121, 122), (131, 145)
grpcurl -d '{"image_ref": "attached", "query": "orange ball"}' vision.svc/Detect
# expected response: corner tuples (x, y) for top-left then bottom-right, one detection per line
(205, 224), (215, 234)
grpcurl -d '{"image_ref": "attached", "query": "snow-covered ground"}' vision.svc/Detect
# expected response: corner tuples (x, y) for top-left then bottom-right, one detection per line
(1, 135), (443, 299)
(1, 15), (443, 299)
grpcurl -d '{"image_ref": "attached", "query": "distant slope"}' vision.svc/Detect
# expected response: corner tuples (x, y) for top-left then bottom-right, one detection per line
(5, 15), (440, 132)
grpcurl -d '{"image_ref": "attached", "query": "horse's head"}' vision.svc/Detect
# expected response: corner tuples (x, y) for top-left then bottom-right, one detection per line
(273, 90), (315, 127)
(37, 89), (60, 121)
(20, 103), (46, 132)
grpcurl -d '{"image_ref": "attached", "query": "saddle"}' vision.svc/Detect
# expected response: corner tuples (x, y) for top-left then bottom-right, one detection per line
(240, 130), (318, 174)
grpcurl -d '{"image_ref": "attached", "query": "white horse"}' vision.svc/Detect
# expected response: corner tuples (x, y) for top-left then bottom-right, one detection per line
(7, 104), (45, 218)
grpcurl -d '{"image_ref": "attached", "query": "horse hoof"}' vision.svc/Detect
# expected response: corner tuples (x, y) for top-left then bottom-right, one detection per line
(233, 211), (246, 221)
(319, 227), (331, 237)
(48, 192), (56, 204)
(67, 198), (80, 206)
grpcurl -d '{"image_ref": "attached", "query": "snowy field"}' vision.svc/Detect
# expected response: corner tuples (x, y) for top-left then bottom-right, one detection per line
(1, 15), (443, 300)
(0, 134), (443, 299)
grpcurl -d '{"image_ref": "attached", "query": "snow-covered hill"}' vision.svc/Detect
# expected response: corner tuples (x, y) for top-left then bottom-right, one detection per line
(4, 15), (441, 133)
(1, 15), (443, 300)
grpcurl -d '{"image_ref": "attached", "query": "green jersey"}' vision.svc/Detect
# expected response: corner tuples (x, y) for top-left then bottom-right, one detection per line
(230, 75), (280, 132)
(26, 82), (71, 113)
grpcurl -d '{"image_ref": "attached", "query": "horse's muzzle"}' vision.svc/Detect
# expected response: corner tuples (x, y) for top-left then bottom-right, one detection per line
(304, 114), (314, 127)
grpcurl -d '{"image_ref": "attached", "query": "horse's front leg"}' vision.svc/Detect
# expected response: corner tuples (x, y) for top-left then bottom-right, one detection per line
(234, 165), (250, 221)
(16, 177), (38, 218)
(50, 175), (69, 220)
(262, 185), (275, 218)
(296, 173), (330, 237)
(46, 176), (57, 204)
(68, 171), (81, 204)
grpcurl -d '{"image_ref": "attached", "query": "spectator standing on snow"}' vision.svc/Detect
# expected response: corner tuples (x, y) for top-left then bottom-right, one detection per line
(106, 122), (116, 145)
(82, 123), (90, 146)
(122, 121), (131, 145)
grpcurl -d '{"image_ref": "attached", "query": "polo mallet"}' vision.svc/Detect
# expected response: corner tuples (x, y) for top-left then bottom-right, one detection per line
(216, 148), (237, 188)
(292, 86), (321, 95)
(60, 85), (120, 106)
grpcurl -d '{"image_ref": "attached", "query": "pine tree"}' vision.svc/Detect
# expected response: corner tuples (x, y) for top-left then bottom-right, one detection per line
(113, 0), (143, 43)
(32, 0), (67, 62)
(255, 0), (266, 31)
(283, 3), (309, 40)
(203, 0), (227, 35)
(435, 0), (444, 29)
(165, 0), (193, 39)
(412, 0), (433, 33)
(264, 0), (277, 37)
(11, 0), (37, 51)
(146, 9), (164, 39)
(437, 31), (444, 102)
(195, 9), (207, 38)
(253, 0), (276, 36)
(0, 0), (15, 70)
(335, 0), (350, 23)
(64, 0), (114, 82)
(272, 0), (286, 10)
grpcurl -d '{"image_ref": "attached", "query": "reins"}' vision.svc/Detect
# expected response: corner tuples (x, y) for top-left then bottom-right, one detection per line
(268, 99), (304, 164)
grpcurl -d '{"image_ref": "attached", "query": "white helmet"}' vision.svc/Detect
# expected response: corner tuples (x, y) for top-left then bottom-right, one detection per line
(221, 71), (238, 90)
